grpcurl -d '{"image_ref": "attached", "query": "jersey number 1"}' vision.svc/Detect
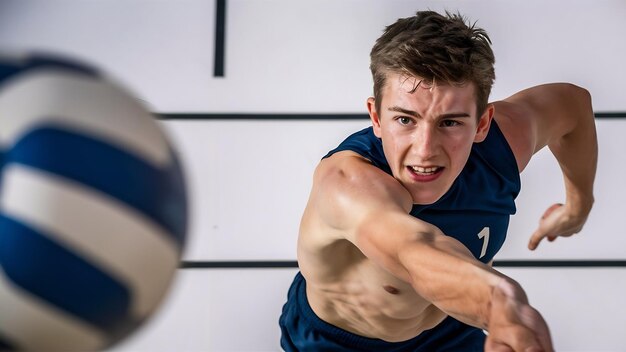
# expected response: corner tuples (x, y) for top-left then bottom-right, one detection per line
(477, 227), (490, 259)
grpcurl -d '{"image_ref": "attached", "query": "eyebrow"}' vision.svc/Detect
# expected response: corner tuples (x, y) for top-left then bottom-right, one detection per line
(387, 106), (471, 119)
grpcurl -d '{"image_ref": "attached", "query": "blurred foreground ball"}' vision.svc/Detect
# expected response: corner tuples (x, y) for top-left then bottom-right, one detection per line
(0, 53), (187, 351)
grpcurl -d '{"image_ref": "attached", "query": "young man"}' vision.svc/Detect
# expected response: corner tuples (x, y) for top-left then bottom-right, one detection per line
(279, 10), (596, 352)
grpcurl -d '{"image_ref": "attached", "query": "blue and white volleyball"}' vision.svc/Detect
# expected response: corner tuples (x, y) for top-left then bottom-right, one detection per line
(0, 53), (188, 351)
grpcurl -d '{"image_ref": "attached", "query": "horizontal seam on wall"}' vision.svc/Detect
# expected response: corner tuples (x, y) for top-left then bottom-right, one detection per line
(157, 112), (625, 120)
(179, 260), (626, 269)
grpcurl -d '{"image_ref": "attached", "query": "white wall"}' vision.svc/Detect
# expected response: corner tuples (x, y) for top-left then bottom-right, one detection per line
(110, 268), (626, 352)
(1, 0), (624, 112)
(1, 1), (625, 351)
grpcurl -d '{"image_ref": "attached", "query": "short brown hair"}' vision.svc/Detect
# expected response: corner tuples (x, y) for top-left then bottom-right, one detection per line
(370, 11), (495, 116)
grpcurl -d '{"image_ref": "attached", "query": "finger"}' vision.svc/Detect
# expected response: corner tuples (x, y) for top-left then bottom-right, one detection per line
(530, 226), (569, 249)
(518, 305), (554, 352)
(528, 229), (547, 250)
(525, 348), (544, 352)
(484, 336), (514, 352)
(537, 328), (554, 352)
(529, 231), (562, 250)
(528, 310), (554, 352)
(529, 204), (565, 250)
(509, 327), (545, 352)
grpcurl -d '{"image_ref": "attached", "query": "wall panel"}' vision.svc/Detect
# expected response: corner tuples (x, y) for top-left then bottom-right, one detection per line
(109, 268), (626, 352)
(0, 1), (624, 351)
(162, 118), (626, 262)
(0, 0), (624, 111)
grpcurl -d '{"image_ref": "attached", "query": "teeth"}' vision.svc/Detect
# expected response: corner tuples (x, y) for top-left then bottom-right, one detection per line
(411, 166), (439, 174)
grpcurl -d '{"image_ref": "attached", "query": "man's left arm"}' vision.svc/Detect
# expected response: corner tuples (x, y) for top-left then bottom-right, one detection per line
(492, 83), (598, 250)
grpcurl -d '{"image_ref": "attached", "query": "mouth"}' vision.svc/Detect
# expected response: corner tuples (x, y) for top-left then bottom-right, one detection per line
(406, 165), (444, 182)
(409, 165), (441, 174)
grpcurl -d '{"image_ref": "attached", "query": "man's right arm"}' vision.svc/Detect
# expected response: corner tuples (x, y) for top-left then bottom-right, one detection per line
(312, 151), (553, 351)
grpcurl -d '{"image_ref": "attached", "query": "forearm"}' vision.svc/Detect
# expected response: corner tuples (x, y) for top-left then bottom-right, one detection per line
(353, 206), (530, 330)
(397, 231), (522, 329)
(549, 90), (597, 215)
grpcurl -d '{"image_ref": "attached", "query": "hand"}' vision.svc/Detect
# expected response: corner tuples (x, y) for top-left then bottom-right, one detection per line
(528, 202), (589, 250)
(485, 280), (553, 352)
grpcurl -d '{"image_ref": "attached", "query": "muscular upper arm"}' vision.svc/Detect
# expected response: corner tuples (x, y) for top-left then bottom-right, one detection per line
(307, 153), (505, 324)
(493, 83), (592, 172)
(309, 151), (440, 282)
(312, 151), (412, 230)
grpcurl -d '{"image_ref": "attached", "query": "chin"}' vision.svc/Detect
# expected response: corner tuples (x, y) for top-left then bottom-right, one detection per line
(396, 179), (443, 205)
(412, 195), (441, 205)
(409, 190), (445, 205)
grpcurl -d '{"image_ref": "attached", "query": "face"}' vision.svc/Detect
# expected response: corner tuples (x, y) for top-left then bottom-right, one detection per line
(367, 73), (494, 205)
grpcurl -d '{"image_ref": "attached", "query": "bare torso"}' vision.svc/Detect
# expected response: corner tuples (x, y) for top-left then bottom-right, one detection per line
(290, 90), (575, 351)
(297, 197), (448, 342)
(293, 104), (517, 341)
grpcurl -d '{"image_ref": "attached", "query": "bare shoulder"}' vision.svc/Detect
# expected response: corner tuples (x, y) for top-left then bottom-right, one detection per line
(491, 99), (535, 172)
(502, 83), (590, 112)
(492, 83), (591, 172)
(298, 150), (418, 282)
(307, 150), (414, 237)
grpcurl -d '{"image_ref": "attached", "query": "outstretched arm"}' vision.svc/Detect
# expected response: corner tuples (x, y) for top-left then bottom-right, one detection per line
(313, 152), (553, 351)
(494, 83), (597, 250)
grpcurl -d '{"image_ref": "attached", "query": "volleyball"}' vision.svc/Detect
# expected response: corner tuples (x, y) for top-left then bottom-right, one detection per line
(0, 54), (188, 351)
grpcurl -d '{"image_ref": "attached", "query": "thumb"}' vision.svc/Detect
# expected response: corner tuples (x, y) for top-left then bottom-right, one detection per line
(485, 336), (514, 352)
(528, 228), (548, 251)
(529, 204), (564, 250)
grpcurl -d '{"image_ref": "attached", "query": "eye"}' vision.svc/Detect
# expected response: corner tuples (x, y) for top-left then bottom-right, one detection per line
(440, 120), (461, 127)
(397, 116), (412, 125)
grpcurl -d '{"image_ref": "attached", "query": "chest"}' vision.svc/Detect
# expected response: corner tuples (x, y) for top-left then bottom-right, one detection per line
(410, 208), (509, 263)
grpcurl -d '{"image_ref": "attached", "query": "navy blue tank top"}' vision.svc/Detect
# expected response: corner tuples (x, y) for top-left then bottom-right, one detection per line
(324, 122), (520, 263)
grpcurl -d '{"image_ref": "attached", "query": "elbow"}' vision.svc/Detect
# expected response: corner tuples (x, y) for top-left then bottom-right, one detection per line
(565, 82), (590, 96)
(564, 83), (593, 114)
(576, 85), (592, 108)
(571, 85), (596, 136)
(554, 83), (594, 139)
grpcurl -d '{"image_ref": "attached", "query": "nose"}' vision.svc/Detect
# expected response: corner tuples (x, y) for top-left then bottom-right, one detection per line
(412, 125), (439, 160)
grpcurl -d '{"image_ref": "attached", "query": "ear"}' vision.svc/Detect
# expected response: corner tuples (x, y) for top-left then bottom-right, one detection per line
(474, 104), (495, 143)
(367, 97), (382, 138)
